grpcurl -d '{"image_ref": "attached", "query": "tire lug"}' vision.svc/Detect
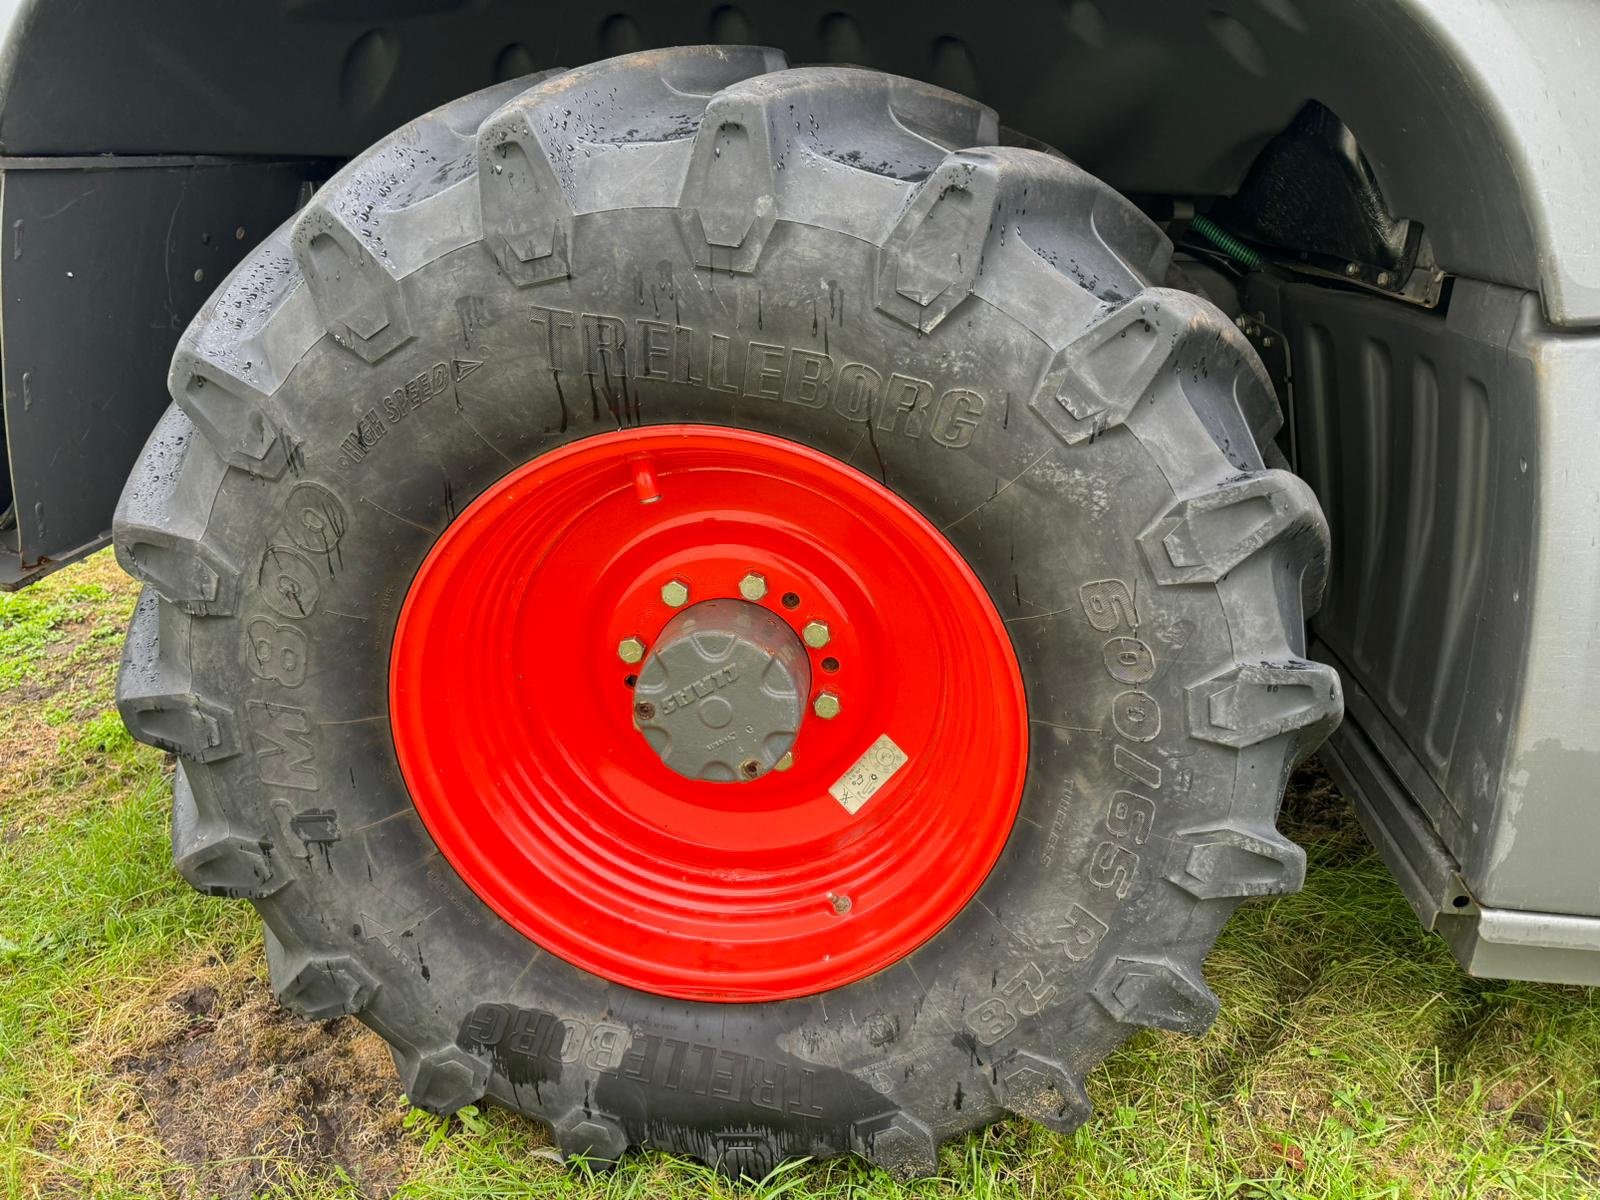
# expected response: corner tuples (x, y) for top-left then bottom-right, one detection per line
(617, 636), (646, 664)
(802, 619), (831, 648)
(738, 571), (768, 601)
(661, 577), (691, 607)
(813, 691), (841, 719)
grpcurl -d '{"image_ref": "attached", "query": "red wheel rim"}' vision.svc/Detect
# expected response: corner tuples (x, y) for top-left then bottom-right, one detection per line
(390, 426), (1027, 1001)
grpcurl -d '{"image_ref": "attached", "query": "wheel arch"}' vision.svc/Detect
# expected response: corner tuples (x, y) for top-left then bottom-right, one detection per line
(0, 0), (1591, 321)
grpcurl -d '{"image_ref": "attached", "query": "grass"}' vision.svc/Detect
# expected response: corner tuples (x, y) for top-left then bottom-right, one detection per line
(1, 550), (1597, 1198)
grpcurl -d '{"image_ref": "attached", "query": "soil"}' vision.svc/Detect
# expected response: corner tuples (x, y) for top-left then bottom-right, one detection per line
(112, 962), (417, 1199)
(1279, 756), (1361, 850)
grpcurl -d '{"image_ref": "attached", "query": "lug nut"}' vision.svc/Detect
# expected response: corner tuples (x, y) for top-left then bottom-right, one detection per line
(661, 578), (690, 608)
(774, 751), (795, 772)
(813, 692), (841, 720)
(617, 636), (646, 664)
(738, 572), (769, 601)
(802, 619), (831, 649)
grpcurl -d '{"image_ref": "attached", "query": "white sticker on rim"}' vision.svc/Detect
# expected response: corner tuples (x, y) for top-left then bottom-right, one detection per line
(829, 733), (908, 815)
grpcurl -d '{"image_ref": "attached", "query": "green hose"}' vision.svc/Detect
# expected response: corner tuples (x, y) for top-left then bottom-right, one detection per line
(1189, 214), (1263, 270)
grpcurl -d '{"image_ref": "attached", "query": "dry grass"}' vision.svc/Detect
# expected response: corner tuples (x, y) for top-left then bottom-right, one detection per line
(2, 552), (1597, 1198)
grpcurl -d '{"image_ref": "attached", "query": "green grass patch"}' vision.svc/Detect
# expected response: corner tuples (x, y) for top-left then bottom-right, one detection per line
(0, 589), (73, 688)
(1, 553), (1597, 1198)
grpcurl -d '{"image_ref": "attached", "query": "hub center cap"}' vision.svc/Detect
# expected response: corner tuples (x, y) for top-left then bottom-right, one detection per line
(633, 599), (810, 782)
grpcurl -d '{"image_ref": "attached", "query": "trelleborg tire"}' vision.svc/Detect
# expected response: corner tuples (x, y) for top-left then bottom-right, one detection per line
(113, 47), (1342, 1178)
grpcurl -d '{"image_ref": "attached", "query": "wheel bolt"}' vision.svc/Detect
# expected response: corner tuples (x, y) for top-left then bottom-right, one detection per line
(617, 636), (646, 664)
(774, 751), (794, 771)
(802, 619), (831, 649)
(813, 691), (841, 720)
(738, 572), (768, 601)
(661, 578), (690, 607)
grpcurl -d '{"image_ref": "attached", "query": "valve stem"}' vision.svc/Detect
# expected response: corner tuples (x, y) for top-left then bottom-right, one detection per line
(631, 456), (662, 504)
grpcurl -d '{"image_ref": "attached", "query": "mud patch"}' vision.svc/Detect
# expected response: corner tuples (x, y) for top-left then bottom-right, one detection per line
(113, 964), (416, 1199)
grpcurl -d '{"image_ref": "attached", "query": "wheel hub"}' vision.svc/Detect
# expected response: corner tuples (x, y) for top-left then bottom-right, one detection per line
(389, 426), (1027, 1001)
(633, 598), (810, 782)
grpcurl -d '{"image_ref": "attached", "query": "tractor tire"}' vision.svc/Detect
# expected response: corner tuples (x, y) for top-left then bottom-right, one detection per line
(114, 46), (1340, 1179)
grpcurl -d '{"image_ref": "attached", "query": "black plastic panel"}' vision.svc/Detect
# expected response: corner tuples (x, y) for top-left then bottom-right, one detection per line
(0, 159), (312, 583)
(1244, 276), (1573, 914)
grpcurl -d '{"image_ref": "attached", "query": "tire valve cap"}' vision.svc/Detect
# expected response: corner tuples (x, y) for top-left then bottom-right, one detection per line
(631, 456), (662, 504)
(829, 892), (852, 915)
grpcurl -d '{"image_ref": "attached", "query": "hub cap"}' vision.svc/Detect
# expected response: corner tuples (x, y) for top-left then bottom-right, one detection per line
(633, 599), (810, 782)
(390, 426), (1027, 1001)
